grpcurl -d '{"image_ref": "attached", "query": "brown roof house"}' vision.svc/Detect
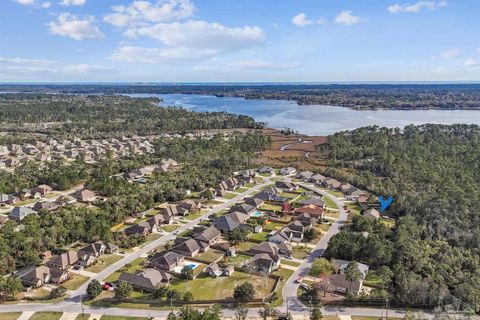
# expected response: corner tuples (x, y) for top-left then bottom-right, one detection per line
(294, 204), (324, 220)
(250, 241), (292, 256)
(46, 251), (79, 270)
(33, 201), (59, 212)
(362, 208), (380, 221)
(75, 189), (96, 203)
(118, 269), (172, 292)
(20, 266), (69, 288)
(149, 251), (185, 271)
(173, 238), (201, 257)
(31, 185), (53, 197)
(192, 226), (221, 245)
(248, 253), (280, 274)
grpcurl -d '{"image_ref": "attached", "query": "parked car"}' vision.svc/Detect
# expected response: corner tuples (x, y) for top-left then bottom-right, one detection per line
(294, 277), (302, 283)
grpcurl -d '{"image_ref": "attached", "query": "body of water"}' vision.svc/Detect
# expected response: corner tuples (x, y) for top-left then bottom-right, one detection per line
(129, 93), (480, 135)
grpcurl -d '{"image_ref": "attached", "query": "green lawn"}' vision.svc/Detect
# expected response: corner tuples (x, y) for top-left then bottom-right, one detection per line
(281, 259), (301, 267)
(222, 253), (252, 267)
(197, 249), (224, 262)
(0, 313), (21, 320)
(15, 198), (37, 206)
(323, 189), (344, 198)
(222, 192), (238, 199)
(244, 182), (256, 187)
(75, 315), (90, 320)
(29, 313), (62, 320)
(236, 187), (249, 193)
(322, 195), (339, 210)
(62, 274), (89, 290)
(260, 203), (282, 212)
(234, 241), (257, 252)
(263, 221), (286, 232)
(292, 246), (312, 259)
(159, 224), (179, 232)
(347, 203), (362, 215)
(105, 257), (145, 282)
(165, 270), (276, 300)
(279, 192), (300, 199)
(248, 231), (269, 242)
(185, 210), (207, 220)
(85, 254), (123, 273)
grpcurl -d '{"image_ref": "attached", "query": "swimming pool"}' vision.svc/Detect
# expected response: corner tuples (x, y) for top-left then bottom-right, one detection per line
(250, 211), (263, 217)
(172, 260), (199, 273)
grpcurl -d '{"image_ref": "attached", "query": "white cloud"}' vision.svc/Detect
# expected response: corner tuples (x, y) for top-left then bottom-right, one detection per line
(48, 13), (104, 40)
(335, 10), (366, 25)
(465, 59), (480, 67)
(388, 1), (447, 13)
(41, 1), (51, 8)
(60, 0), (86, 6)
(291, 13), (325, 27)
(104, 0), (194, 27)
(113, 20), (265, 63)
(0, 56), (118, 80)
(440, 48), (461, 60)
(14, 0), (35, 5)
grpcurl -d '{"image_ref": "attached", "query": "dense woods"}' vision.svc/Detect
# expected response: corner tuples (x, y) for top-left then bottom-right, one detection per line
(320, 124), (480, 309)
(0, 93), (261, 143)
(3, 84), (480, 110)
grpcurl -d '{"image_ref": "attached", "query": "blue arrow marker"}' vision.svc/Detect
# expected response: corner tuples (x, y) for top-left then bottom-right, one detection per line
(378, 195), (393, 212)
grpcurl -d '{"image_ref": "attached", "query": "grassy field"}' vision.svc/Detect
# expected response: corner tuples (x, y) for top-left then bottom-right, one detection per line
(281, 259), (301, 267)
(321, 188), (344, 198)
(248, 231), (269, 242)
(105, 257), (145, 282)
(292, 246), (312, 259)
(159, 224), (179, 232)
(322, 196), (339, 210)
(260, 203), (282, 212)
(324, 208), (340, 219)
(222, 253), (252, 267)
(234, 241), (257, 252)
(74, 315), (90, 320)
(270, 268), (295, 307)
(142, 233), (162, 245)
(85, 254), (123, 273)
(29, 313), (62, 320)
(197, 249), (224, 262)
(347, 202), (362, 215)
(222, 192), (238, 199)
(62, 274), (89, 290)
(185, 210), (207, 220)
(0, 313), (21, 320)
(263, 221), (287, 232)
(166, 270), (276, 300)
(279, 192), (300, 199)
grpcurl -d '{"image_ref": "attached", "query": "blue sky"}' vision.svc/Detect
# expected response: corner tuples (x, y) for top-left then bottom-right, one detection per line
(1, 0), (480, 82)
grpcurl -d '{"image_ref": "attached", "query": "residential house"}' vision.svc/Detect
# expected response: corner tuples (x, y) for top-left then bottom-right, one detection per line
(79, 240), (118, 258)
(275, 181), (297, 191)
(0, 194), (9, 205)
(192, 226), (221, 245)
(250, 242), (292, 256)
(297, 196), (325, 209)
(118, 269), (172, 292)
(31, 185), (53, 197)
(206, 263), (234, 278)
(75, 189), (96, 202)
(284, 220), (309, 242)
(294, 204), (324, 221)
(46, 251), (79, 270)
(297, 171), (314, 180)
(124, 223), (150, 236)
(362, 208), (380, 221)
(149, 251), (185, 271)
(268, 230), (293, 244)
(244, 197), (265, 208)
(257, 166), (274, 174)
(178, 199), (202, 213)
(173, 238), (201, 256)
(331, 259), (370, 279)
(229, 203), (256, 216)
(280, 167), (297, 176)
(32, 201), (59, 212)
(324, 178), (341, 190)
(248, 253), (280, 274)
(9, 207), (37, 221)
(20, 266), (69, 288)
(310, 174), (327, 184)
(328, 274), (363, 295)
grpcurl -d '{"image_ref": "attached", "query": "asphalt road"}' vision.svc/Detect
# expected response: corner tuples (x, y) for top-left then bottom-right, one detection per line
(280, 182), (349, 313)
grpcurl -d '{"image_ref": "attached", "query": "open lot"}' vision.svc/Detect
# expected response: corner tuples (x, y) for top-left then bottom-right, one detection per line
(0, 313), (21, 320)
(85, 254), (123, 273)
(105, 257), (145, 282)
(197, 249), (224, 262)
(223, 253), (252, 267)
(62, 274), (89, 290)
(234, 241), (257, 252)
(292, 245), (312, 259)
(166, 270), (276, 300)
